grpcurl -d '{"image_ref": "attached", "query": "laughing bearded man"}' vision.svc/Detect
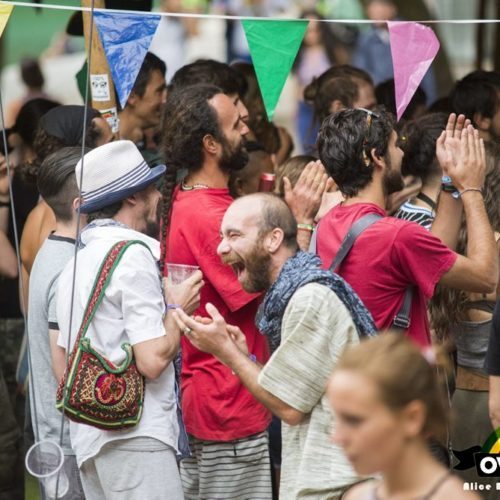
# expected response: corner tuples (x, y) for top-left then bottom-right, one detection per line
(173, 193), (377, 499)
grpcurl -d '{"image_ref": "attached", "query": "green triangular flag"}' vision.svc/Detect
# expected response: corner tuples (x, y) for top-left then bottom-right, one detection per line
(76, 60), (90, 103)
(242, 19), (308, 121)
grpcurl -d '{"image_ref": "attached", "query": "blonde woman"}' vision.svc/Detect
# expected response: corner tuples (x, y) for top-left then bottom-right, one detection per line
(327, 334), (478, 500)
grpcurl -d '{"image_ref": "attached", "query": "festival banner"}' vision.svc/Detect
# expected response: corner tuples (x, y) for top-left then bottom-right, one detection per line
(388, 21), (440, 121)
(94, 11), (160, 109)
(242, 19), (308, 121)
(0, 2), (13, 38)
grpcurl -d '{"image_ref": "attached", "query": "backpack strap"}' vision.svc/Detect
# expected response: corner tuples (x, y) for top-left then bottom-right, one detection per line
(393, 286), (414, 331)
(328, 213), (383, 273)
(325, 213), (413, 332)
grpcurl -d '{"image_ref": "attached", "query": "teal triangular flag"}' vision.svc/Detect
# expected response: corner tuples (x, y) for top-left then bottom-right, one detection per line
(242, 19), (308, 121)
(75, 60), (89, 102)
(94, 11), (160, 109)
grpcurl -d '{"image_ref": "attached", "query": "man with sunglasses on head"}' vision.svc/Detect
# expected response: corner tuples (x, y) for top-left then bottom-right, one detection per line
(315, 108), (498, 347)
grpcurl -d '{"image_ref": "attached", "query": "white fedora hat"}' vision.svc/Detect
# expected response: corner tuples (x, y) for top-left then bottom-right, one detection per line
(76, 140), (166, 214)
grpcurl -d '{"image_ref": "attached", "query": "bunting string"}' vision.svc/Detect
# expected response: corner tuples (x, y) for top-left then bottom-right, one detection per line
(1, 0), (500, 24)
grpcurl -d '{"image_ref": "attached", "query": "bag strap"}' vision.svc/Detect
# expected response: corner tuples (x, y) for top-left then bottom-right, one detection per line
(392, 286), (414, 331)
(326, 213), (413, 332)
(328, 213), (383, 273)
(71, 240), (151, 349)
(308, 222), (319, 254)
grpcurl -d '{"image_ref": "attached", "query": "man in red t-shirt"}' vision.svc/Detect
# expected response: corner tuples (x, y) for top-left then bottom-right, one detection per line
(160, 84), (272, 499)
(316, 108), (498, 347)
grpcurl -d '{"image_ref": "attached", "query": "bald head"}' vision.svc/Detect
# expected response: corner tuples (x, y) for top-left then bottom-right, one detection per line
(229, 193), (298, 250)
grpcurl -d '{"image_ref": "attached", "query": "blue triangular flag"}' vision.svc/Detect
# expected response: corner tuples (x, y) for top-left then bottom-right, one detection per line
(94, 11), (160, 109)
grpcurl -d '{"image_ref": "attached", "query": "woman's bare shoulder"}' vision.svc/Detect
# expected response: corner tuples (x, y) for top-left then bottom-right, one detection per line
(342, 480), (377, 500)
(436, 475), (480, 499)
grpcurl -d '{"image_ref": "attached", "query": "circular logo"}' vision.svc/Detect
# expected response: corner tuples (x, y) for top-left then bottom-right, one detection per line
(95, 373), (126, 405)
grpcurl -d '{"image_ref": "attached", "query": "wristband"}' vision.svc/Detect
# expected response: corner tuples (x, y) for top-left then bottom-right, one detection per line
(167, 304), (181, 310)
(297, 223), (315, 232)
(454, 187), (483, 199)
(0, 200), (10, 207)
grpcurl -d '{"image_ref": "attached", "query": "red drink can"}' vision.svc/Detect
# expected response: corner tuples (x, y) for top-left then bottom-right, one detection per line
(258, 173), (276, 192)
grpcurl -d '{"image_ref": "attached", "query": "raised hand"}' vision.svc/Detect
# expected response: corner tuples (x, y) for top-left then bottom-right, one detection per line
(436, 113), (470, 173)
(283, 160), (333, 225)
(440, 124), (485, 193)
(173, 303), (236, 363)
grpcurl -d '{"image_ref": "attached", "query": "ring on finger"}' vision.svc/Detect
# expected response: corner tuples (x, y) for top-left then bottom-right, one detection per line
(183, 326), (192, 335)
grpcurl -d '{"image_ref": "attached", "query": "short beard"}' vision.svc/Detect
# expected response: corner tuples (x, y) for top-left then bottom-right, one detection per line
(145, 220), (160, 239)
(382, 154), (404, 196)
(219, 136), (249, 173)
(144, 196), (162, 239)
(241, 242), (272, 293)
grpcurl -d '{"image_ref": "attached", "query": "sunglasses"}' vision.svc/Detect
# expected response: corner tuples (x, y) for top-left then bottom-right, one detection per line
(357, 108), (380, 166)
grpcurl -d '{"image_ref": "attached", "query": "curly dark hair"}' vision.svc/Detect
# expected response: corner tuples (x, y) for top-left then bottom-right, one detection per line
(159, 84), (224, 270)
(317, 108), (394, 197)
(399, 112), (448, 181)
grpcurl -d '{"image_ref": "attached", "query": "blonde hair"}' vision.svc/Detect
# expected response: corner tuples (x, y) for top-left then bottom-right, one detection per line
(335, 333), (451, 441)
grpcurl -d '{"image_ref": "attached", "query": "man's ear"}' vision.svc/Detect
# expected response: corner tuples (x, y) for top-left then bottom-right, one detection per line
(329, 99), (345, 114)
(124, 193), (139, 207)
(202, 134), (219, 156)
(369, 147), (384, 170)
(73, 197), (81, 211)
(127, 90), (139, 108)
(401, 400), (427, 439)
(473, 111), (491, 132)
(265, 228), (285, 254)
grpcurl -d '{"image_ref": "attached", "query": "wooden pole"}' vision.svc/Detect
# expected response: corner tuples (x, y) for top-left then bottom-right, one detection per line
(476, 0), (486, 69)
(494, 0), (500, 72)
(81, 0), (119, 133)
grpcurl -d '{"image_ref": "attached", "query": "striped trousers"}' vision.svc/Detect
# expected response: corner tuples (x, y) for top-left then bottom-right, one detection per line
(180, 431), (273, 499)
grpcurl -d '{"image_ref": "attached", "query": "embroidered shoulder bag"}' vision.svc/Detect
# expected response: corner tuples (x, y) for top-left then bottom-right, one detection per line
(56, 240), (148, 430)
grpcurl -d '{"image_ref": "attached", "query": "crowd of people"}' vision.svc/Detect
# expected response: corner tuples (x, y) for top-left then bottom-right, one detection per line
(0, 1), (499, 499)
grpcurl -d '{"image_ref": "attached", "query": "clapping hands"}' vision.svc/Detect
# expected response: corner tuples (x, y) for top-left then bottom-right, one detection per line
(436, 113), (486, 192)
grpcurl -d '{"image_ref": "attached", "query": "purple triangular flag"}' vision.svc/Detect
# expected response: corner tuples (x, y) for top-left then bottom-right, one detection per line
(388, 21), (440, 121)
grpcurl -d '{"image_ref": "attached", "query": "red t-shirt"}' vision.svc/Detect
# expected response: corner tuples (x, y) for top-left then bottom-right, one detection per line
(316, 203), (457, 347)
(165, 186), (271, 441)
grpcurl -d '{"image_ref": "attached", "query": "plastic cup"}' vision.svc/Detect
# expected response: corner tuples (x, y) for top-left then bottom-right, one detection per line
(166, 263), (199, 285)
(25, 441), (69, 499)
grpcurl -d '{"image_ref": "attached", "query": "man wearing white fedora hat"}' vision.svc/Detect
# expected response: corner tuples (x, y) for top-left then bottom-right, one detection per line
(55, 140), (204, 499)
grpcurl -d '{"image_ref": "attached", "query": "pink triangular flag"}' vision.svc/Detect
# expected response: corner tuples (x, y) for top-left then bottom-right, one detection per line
(388, 21), (440, 121)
